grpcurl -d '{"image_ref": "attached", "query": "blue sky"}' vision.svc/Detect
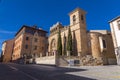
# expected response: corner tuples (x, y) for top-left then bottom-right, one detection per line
(0, 0), (120, 53)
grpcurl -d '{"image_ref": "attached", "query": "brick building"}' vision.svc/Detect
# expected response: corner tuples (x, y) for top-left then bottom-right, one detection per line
(12, 25), (48, 61)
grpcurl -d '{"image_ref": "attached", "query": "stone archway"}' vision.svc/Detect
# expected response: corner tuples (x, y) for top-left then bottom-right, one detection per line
(50, 39), (56, 53)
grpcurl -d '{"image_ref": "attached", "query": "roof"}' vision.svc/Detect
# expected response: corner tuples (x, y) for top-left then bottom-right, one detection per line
(69, 7), (86, 15)
(109, 16), (120, 23)
(89, 30), (110, 34)
(15, 25), (48, 36)
(2, 39), (14, 44)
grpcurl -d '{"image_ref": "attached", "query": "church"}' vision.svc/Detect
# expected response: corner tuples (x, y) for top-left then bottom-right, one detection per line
(47, 8), (116, 65)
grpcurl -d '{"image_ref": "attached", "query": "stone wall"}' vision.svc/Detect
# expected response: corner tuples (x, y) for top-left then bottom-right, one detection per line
(80, 55), (103, 66)
(35, 55), (56, 65)
(35, 55), (69, 66)
(88, 32), (101, 58)
(3, 39), (14, 62)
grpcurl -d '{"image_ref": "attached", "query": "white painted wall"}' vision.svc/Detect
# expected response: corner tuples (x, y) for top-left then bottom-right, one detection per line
(35, 56), (56, 65)
(112, 21), (120, 47)
(110, 17), (120, 65)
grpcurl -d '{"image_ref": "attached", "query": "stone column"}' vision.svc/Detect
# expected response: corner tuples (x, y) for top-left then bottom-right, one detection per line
(90, 33), (101, 58)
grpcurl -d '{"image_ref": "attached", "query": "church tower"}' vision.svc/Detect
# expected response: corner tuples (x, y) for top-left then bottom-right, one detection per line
(69, 8), (88, 56)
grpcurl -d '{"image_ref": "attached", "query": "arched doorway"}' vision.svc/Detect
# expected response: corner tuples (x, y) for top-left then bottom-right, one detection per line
(50, 39), (56, 54)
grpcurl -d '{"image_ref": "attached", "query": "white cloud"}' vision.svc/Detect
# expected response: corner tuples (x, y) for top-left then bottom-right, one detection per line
(0, 30), (16, 34)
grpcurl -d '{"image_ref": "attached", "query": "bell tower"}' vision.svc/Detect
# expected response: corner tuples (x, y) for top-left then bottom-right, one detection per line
(69, 8), (88, 56)
(69, 8), (86, 27)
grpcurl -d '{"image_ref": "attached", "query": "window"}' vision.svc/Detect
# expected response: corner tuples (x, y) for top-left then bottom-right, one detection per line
(102, 39), (106, 48)
(34, 46), (37, 50)
(73, 15), (76, 24)
(26, 37), (29, 41)
(81, 15), (84, 23)
(34, 38), (38, 42)
(42, 47), (44, 50)
(25, 45), (28, 49)
(33, 53), (36, 57)
(38, 54), (40, 57)
(81, 15), (84, 21)
(117, 20), (120, 30)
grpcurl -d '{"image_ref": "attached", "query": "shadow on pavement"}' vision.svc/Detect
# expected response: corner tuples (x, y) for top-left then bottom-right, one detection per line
(0, 63), (96, 80)
(50, 67), (96, 80)
(16, 64), (96, 80)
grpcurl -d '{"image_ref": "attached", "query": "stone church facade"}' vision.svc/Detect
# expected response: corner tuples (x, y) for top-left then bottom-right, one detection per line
(48, 8), (116, 65)
(49, 8), (88, 57)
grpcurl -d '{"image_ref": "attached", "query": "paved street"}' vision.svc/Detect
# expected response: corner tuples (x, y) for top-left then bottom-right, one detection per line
(0, 63), (120, 80)
(66, 65), (120, 80)
(0, 63), (94, 80)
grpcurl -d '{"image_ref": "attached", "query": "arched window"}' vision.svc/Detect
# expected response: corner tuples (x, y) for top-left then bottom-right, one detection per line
(51, 39), (56, 48)
(73, 15), (76, 24)
(51, 39), (56, 51)
(81, 15), (84, 20)
(81, 15), (84, 23)
(102, 39), (106, 48)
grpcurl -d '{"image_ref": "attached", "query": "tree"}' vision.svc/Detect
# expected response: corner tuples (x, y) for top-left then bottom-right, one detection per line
(57, 30), (62, 56)
(67, 27), (72, 55)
